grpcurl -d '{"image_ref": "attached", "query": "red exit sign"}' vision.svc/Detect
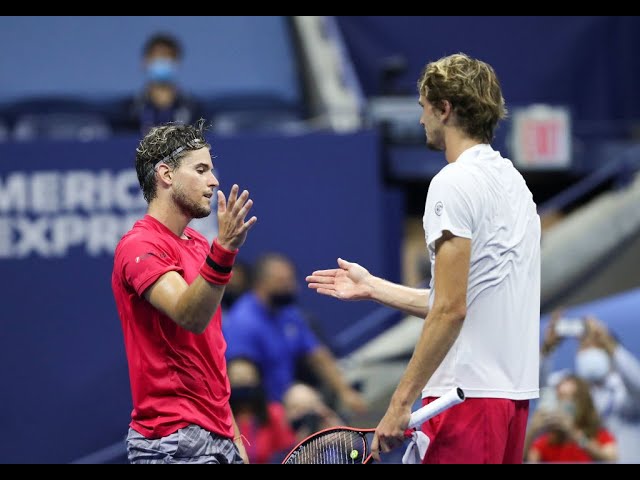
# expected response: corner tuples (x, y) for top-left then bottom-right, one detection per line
(511, 105), (571, 170)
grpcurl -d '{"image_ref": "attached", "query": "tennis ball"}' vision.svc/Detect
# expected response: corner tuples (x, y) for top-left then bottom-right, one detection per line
(350, 449), (359, 460)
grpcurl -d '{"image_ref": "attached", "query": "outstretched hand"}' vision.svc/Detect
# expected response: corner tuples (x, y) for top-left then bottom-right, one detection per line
(216, 184), (257, 251)
(305, 258), (373, 301)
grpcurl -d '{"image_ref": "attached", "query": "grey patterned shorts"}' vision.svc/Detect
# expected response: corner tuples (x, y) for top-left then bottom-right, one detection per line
(126, 424), (244, 464)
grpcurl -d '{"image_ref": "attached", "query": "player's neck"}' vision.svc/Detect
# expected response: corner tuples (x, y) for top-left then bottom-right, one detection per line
(444, 130), (483, 164)
(147, 201), (190, 239)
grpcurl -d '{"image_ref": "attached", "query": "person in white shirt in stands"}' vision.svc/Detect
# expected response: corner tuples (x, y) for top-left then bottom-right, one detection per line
(306, 53), (541, 464)
(541, 311), (640, 463)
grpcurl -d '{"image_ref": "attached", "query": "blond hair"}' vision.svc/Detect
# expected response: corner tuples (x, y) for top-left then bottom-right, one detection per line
(417, 53), (507, 143)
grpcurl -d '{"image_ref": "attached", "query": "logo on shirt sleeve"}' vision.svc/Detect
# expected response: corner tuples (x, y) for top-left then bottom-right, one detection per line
(135, 251), (168, 263)
(435, 201), (444, 216)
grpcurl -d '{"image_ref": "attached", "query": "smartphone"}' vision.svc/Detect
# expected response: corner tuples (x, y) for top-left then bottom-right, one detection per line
(554, 317), (585, 337)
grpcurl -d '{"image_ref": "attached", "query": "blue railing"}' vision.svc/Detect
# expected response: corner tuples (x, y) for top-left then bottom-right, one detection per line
(538, 143), (640, 311)
(538, 143), (640, 215)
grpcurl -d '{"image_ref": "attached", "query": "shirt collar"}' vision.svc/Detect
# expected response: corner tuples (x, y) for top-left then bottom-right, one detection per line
(455, 143), (493, 164)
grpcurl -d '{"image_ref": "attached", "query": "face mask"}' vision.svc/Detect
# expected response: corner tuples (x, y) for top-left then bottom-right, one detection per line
(269, 292), (296, 308)
(229, 385), (264, 410)
(291, 412), (322, 433)
(146, 58), (177, 84)
(575, 347), (610, 383)
(558, 400), (576, 418)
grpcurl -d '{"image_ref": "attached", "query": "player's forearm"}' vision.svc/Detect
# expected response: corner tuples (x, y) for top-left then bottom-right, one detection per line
(389, 305), (465, 408)
(168, 237), (237, 334)
(368, 276), (430, 318)
(173, 277), (225, 334)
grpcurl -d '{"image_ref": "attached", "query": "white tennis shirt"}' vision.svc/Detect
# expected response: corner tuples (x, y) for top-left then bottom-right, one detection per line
(422, 144), (540, 400)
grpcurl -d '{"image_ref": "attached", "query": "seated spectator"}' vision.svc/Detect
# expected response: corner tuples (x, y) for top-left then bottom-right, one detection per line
(223, 252), (368, 415)
(283, 382), (344, 442)
(541, 310), (640, 462)
(228, 358), (296, 463)
(526, 375), (618, 463)
(115, 32), (204, 135)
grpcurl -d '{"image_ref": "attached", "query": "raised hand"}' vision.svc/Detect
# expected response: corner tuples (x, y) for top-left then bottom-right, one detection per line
(216, 184), (257, 251)
(584, 316), (617, 355)
(305, 258), (373, 301)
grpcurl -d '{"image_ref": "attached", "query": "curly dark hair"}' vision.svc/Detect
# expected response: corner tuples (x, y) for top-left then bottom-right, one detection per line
(135, 119), (211, 203)
(417, 53), (507, 143)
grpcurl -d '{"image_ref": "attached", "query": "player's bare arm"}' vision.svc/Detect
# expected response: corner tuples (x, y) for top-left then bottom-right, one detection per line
(145, 184), (256, 334)
(371, 232), (470, 460)
(306, 258), (431, 318)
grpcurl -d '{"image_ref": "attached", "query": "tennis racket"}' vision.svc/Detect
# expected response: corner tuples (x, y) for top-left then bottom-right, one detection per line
(282, 386), (465, 464)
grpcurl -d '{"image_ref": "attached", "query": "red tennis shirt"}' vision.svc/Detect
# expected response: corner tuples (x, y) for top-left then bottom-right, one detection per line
(112, 214), (233, 439)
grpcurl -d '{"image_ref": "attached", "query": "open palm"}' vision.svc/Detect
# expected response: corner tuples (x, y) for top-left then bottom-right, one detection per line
(305, 258), (372, 301)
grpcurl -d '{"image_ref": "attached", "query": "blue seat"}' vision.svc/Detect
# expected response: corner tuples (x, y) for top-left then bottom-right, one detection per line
(12, 112), (111, 142)
(204, 93), (307, 134)
(1, 97), (112, 141)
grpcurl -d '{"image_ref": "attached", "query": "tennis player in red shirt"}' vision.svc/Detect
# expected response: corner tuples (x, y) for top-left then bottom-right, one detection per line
(112, 119), (257, 463)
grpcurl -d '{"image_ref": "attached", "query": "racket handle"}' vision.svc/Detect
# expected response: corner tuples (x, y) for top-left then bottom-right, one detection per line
(407, 387), (465, 429)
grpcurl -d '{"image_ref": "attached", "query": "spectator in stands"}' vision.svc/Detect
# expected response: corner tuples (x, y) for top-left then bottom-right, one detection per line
(541, 310), (640, 463)
(228, 358), (296, 463)
(283, 382), (344, 442)
(223, 252), (368, 416)
(116, 32), (205, 135)
(525, 374), (618, 462)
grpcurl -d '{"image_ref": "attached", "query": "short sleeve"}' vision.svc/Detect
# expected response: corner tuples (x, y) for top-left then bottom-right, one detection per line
(423, 168), (475, 251)
(117, 236), (182, 296)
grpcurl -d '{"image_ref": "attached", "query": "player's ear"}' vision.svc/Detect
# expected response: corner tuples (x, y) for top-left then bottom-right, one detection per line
(157, 164), (173, 184)
(440, 100), (453, 122)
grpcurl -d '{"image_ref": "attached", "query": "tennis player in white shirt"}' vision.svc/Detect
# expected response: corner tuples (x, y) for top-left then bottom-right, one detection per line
(307, 53), (541, 464)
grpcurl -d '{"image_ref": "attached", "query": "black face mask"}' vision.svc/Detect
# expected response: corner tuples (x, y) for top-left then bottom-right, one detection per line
(230, 386), (264, 410)
(269, 292), (297, 308)
(291, 412), (322, 433)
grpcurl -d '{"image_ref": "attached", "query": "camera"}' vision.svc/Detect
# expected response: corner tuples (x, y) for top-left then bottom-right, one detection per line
(554, 317), (585, 338)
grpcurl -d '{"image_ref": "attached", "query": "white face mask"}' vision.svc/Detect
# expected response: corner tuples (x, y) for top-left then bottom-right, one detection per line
(575, 347), (611, 383)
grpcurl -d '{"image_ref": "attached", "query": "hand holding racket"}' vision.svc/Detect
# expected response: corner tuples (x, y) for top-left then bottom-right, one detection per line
(282, 387), (465, 464)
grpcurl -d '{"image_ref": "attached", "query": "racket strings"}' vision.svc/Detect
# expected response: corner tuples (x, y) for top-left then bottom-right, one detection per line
(285, 430), (367, 464)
